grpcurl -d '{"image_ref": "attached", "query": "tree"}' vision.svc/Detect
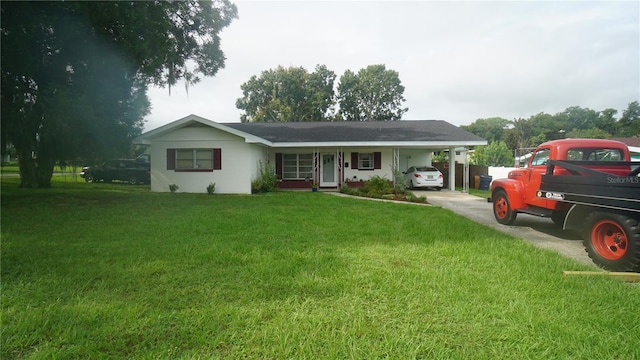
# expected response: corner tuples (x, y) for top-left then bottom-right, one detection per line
(236, 65), (336, 122)
(565, 128), (611, 139)
(337, 64), (407, 121)
(472, 141), (512, 167)
(596, 108), (618, 135)
(618, 101), (640, 137)
(528, 112), (563, 144)
(1, 1), (237, 188)
(556, 106), (599, 132)
(306, 65), (337, 121)
(461, 117), (510, 143)
(336, 70), (361, 122)
(503, 118), (534, 151)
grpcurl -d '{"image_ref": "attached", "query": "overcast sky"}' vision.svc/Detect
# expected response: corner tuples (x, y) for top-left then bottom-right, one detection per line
(144, 1), (640, 131)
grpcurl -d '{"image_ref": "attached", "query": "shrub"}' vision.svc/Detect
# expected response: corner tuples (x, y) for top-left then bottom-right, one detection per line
(414, 195), (427, 203)
(340, 179), (427, 204)
(251, 179), (262, 194)
(405, 192), (427, 203)
(169, 184), (179, 193)
(252, 161), (279, 193)
(361, 176), (394, 198)
(339, 184), (359, 196)
(391, 166), (407, 194)
(206, 182), (216, 195)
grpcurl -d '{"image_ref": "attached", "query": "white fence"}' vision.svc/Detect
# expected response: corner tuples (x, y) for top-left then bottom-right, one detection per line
(488, 166), (517, 181)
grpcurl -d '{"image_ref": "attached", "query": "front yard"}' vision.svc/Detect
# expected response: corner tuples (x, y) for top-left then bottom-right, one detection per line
(2, 178), (639, 359)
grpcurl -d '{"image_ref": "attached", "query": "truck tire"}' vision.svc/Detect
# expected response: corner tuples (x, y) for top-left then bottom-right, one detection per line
(493, 190), (517, 225)
(583, 211), (640, 272)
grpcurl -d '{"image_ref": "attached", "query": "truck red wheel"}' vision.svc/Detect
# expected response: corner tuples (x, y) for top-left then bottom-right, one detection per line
(584, 212), (640, 272)
(493, 190), (517, 225)
(590, 219), (628, 260)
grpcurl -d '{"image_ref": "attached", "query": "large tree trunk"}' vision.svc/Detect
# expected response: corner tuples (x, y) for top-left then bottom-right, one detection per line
(34, 154), (54, 188)
(14, 138), (54, 188)
(16, 146), (37, 188)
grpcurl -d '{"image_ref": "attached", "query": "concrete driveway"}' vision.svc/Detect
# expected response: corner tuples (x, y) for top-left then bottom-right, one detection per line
(414, 189), (596, 267)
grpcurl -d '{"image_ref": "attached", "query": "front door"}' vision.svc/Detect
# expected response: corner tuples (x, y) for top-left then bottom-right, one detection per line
(320, 154), (337, 187)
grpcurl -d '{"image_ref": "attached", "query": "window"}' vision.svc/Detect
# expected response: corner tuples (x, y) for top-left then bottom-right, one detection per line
(177, 149), (213, 170)
(282, 154), (313, 179)
(530, 149), (550, 166)
(167, 148), (221, 171)
(415, 166), (438, 172)
(358, 153), (374, 169)
(351, 152), (381, 170)
(567, 148), (624, 161)
(566, 150), (584, 161)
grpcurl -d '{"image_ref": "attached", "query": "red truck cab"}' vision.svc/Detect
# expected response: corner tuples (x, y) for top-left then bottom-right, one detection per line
(489, 139), (631, 225)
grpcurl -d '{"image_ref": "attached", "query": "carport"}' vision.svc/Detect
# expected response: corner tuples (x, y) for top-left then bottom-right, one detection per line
(395, 146), (472, 191)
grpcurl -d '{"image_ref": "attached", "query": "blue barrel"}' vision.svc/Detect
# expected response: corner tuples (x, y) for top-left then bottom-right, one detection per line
(479, 175), (492, 190)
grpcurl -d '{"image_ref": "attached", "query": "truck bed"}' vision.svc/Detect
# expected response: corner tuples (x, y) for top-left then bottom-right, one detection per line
(538, 160), (640, 213)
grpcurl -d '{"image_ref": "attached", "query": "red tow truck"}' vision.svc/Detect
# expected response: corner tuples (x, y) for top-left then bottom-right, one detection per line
(489, 139), (640, 272)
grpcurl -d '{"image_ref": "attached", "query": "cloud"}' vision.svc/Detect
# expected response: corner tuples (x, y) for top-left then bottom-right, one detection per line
(144, 1), (639, 131)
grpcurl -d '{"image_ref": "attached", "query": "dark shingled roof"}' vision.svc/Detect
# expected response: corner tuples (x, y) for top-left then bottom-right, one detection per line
(223, 120), (485, 143)
(610, 137), (640, 148)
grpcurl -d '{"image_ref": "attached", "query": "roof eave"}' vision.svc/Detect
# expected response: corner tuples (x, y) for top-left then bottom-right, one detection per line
(138, 114), (272, 146)
(270, 140), (488, 148)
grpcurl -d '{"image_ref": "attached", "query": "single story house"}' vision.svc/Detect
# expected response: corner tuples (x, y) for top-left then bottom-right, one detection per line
(136, 114), (487, 194)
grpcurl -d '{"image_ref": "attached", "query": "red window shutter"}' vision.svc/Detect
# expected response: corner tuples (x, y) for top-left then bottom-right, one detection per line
(374, 152), (381, 169)
(351, 152), (358, 169)
(275, 153), (283, 177)
(167, 149), (176, 170)
(213, 148), (222, 170)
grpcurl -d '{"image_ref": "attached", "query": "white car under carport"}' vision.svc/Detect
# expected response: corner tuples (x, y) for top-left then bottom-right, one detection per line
(403, 166), (444, 190)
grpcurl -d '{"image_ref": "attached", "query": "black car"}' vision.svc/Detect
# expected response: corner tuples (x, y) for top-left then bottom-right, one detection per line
(81, 159), (150, 185)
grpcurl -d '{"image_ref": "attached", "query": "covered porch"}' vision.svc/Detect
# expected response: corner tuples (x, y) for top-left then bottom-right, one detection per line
(271, 146), (468, 191)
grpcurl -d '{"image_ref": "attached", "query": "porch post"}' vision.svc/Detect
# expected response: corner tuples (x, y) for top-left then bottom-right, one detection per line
(463, 148), (469, 193)
(337, 148), (343, 188)
(448, 146), (456, 191)
(313, 149), (320, 184)
(392, 148), (400, 185)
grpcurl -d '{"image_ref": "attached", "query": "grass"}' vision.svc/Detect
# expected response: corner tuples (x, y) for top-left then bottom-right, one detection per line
(0, 163), (82, 175)
(2, 177), (640, 359)
(457, 187), (491, 199)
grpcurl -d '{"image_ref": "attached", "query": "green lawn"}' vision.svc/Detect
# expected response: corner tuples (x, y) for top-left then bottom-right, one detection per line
(456, 187), (490, 199)
(1, 163), (82, 175)
(2, 178), (639, 359)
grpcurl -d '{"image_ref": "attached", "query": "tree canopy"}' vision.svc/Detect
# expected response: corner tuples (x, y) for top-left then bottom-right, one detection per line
(460, 117), (510, 143)
(337, 65), (408, 121)
(236, 64), (408, 122)
(619, 101), (640, 137)
(235, 65), (336, 123)
(1, 1), (237, 188)
(465, 101), (640, 165)
(472, 141), (513, 167)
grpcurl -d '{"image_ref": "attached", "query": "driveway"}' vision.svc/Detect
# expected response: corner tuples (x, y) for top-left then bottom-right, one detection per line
(414, 189), (595, 267)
